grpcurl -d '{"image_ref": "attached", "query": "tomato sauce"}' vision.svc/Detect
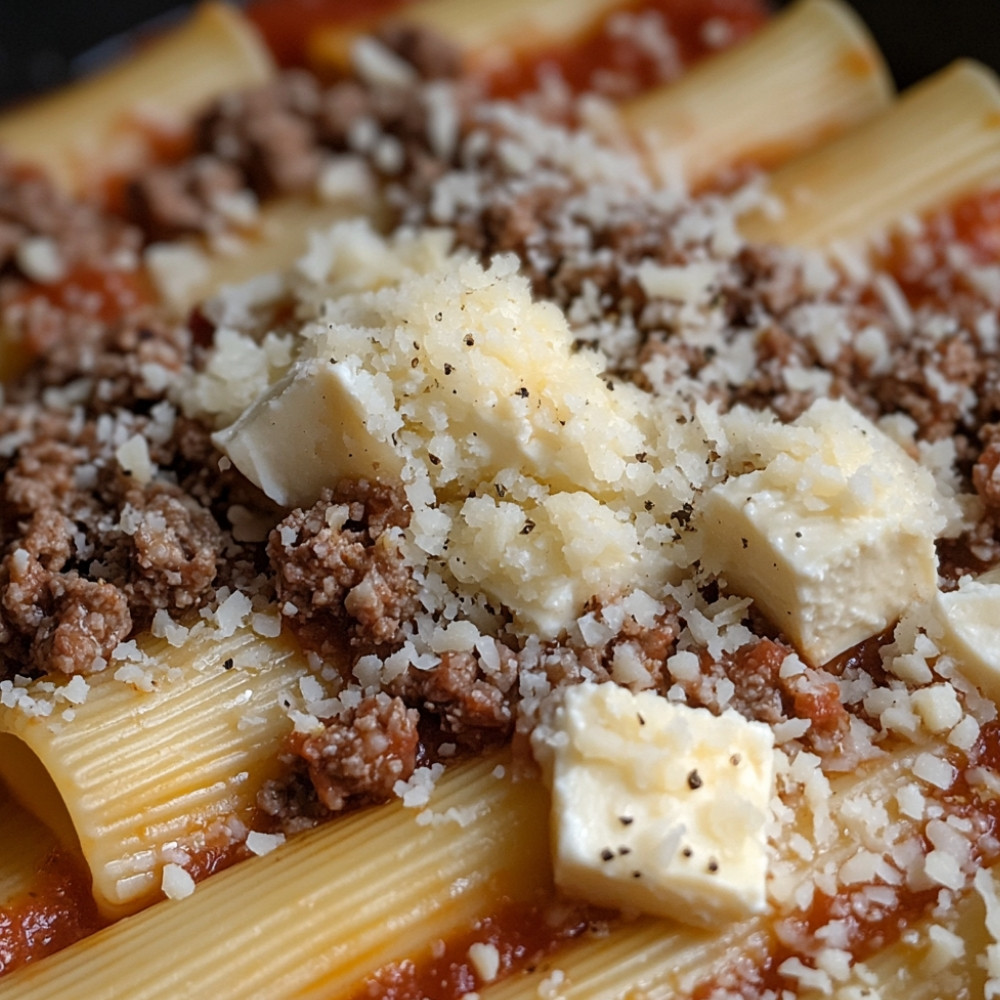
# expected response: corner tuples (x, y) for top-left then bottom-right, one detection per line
(875, 186), (1000, 309)
(0, 850), (102, 976)
(10, 263), (154, 352)
(246, 0), (768, 98)
(480, 0), (768, 99)
(246, 0), (411, 67)
(350, 895), (600, 1000)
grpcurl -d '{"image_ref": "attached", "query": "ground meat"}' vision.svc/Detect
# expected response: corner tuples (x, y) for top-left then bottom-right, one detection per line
(0, 378), (256, 676)
(393, 646), (519, 739)
(668, 637), (852, 759)
(94, 480), (224, 620)
(974, 439), (1000, 508)
(0, 154), (140, 274)
(375, 22), (463, 80)
(289, 693), (419, 812)
(33, 575), (131, 676)
(268, 481), (418, 654)
(126, 156), (245, 242)
(9, 315), (189, 414)
(0, 508), (132, 676)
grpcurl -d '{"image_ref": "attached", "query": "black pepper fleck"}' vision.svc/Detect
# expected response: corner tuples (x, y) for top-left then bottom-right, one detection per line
(707, 858), (719, 873)
(223, 658), (234, 670)
(601, 848), (614, 862)
(619, 816), (634, 826)
(520, 520), (535, 535)
(687, 770), (703, 790)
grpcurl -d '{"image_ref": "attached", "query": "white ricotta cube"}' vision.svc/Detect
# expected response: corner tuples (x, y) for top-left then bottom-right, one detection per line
(214, 358), (404, 509)
(936, 576), (1000, 704)
(700, 399), (943, 666)
(531, 682), (774, 926)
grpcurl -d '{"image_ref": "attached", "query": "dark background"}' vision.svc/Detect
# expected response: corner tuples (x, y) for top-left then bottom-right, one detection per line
(0, 0), (998, 108)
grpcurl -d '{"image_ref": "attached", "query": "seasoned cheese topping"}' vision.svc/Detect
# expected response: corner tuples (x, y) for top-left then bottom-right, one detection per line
(699, 398), (948, 665)
(532, 681), (774, 925)
(187, 221), (712, 638)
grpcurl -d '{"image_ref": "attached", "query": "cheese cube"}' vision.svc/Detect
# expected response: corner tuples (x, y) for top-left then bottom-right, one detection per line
(213, 358), (403, 509)
(936, 575), (1000, 704)
(700, 399), (943, 666)
(531, 681), (774, 926)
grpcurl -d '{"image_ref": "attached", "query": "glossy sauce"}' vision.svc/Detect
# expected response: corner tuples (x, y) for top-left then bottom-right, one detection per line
(247, 0), (410, 67)
(10, 263), (154, 348)
(351, 896), (599, 1000)
(480, 0), (768, 98)
(247, 0), (767, 98)
(0, 851), (102, 976)
(876, 186), (1000, 308)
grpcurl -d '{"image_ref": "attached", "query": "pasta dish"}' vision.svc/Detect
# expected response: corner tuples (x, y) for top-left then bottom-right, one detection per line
(0, 1), (1000, 997)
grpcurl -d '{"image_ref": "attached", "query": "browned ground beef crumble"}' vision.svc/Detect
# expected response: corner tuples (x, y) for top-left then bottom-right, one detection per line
(1, 28), (1000, 823)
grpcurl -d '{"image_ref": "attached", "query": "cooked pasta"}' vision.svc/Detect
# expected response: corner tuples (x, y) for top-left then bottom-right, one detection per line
(1, 1), (1000, 998)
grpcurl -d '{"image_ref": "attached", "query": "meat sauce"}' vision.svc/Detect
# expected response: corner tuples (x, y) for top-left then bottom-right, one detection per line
(3, 0), (1000, 993)
(246, 0), (768, 98)
(11, 265), (153, 331)
(352, 897), (602, 1000)
(0, 851), (101, 977)
(469, 0), (768, 99)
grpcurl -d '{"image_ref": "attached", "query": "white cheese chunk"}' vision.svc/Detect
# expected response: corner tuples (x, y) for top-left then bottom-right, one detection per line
(936, 575), (1000, 704)
(531, 681), (774, 926)
(213, 358), (404, 510)
(161, 863), (196, 901)
(699, 399), (943, 666)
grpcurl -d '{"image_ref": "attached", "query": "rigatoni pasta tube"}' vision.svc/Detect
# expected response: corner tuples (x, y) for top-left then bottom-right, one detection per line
(0, 3), (274, 194)
(621, 0), (893, 186)
(0, 623), (311, 919)
(0, 786), (68, 906)
(0, 752), (551, 1000)
(742, 59), (1000, 247)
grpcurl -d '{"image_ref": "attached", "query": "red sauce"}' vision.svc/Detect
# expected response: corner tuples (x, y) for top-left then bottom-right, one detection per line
(875, 185), (1000, 309)
(98, 120), (195, 214)
(0, 850), (102, 976)
(945, 186), (1000, 263)
(11, 264), (155, 355)
(481, 0), (768, 99)
(246, 0), (411, 67)
(246, 0), (767, 99)
(349, 895), (600, 1000)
